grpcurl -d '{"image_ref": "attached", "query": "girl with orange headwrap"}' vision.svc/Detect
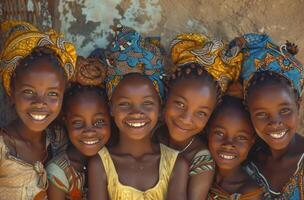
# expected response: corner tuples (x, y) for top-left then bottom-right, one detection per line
(0, 20), (76, 200)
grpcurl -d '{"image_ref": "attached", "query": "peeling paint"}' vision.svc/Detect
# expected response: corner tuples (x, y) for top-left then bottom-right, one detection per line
(58, 0), (162, 56)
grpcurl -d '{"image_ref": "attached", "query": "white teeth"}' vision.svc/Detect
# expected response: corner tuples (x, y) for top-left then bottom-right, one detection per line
(219, 154), (236, 160)
(82, 140), (99, 145)
(126, 122), (146, 128)
(270, 130), (287, 139)
(30, 114), (47, 121)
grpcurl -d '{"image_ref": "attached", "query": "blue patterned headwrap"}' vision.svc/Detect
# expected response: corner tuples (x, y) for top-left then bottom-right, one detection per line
(234, 33), (304, 96)
(105, 26), (165, 100)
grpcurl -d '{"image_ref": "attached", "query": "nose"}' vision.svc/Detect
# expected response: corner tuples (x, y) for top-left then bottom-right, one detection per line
(82, 127), (97, 137)
(268, 115), (283, 128)
(179, 111), (193, 126)
(221, 137), (235, 150)
(130, 105), (144, 117)
(31, 94), (46, 108)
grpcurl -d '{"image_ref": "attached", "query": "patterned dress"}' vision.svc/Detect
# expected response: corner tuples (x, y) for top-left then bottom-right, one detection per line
(46, 152), (86, 200)
(188, 149), (215, 176)
(99, 144), (178, 200)
(0, 129), (48, 200)
(245, 153), (304, 200)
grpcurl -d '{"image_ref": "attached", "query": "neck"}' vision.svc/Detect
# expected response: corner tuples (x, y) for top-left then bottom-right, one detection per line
(116, 132), (156, 158)
(168, 135), (194, 151)
(67, 145), (88, 165)
(216, 166), (243, 183)
(11, 119), (44, 144)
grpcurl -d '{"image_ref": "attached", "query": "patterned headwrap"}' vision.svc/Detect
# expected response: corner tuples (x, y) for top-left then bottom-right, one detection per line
(235, 33), (304, 96)
(105, 26), (165, 100)
(170, 33), (243, 93)
(0, 20), (77, 96)
(72, 56), (107, 87)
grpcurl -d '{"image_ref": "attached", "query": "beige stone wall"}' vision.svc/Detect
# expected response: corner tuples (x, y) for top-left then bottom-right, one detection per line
(1, 0), (304, 131)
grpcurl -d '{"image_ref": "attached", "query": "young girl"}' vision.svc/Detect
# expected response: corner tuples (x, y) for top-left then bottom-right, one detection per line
(46, 57), (110, 200)
(0, 20), (76, 199)
(237, 33), (304, 199)
(160, 33), (242, 199)
(207, 95), (264, 200)
(88, 26), (188, 200)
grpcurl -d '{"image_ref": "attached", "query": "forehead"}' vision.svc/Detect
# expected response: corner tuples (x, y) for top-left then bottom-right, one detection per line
(248, 84), (296, 108)
(67, 91), (107, 112)
(112, 75), (159, 99)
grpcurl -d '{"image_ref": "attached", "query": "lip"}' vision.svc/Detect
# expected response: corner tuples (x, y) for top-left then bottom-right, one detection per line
(80, 138), (101, 145)
(28, 111), (49, 121)
(217, 151), (238, 161)
(125, 119), (150, 128)
(266, 129), (289, 140)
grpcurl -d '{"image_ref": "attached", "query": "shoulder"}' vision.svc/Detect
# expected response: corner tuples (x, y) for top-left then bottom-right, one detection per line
(46, 153), (70, 193)
(172, 155), (189, 174)
(88, 147), (108, 181)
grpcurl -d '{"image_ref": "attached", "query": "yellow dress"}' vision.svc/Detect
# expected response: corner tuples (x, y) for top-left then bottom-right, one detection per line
(0, 133), (48, 200)
(98, 144), (178, 200)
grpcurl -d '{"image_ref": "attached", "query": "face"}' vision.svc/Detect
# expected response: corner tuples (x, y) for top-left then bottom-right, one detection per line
(65, 90), (111, 156)
(247, 84), (299, 150)
(164, 79), (217, 142)
(12, 59), (66, 132)
(111, 75), (160, 141)
(208, 106), (255, 170)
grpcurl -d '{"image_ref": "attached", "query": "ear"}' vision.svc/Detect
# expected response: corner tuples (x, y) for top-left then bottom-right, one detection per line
(109, 102), (114, 117)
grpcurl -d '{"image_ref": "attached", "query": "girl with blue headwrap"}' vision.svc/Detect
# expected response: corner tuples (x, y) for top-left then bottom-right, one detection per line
(88, 26), (188, 200)
(236, 33), (304, 199)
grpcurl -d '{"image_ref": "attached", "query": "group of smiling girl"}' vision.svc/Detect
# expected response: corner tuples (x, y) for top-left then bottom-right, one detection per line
(0, 20), (303, 200)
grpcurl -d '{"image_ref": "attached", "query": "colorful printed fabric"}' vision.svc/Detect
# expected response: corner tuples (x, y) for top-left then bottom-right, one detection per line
(170, 33), (243, 93)
(245, 154), (304, 200)
(0, 20), (77, 96)
(208, 183), (264, 200)
(0, 129), (48, 200)
(189, 149), (215, 176)
(234, 33), (304, 96)
(46, 152), (86, 200)
(98, 145), (178, 200)
(105, 26), (165, 100)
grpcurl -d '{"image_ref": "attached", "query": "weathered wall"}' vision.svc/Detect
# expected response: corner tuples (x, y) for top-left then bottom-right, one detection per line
(1, 0), (304, 130)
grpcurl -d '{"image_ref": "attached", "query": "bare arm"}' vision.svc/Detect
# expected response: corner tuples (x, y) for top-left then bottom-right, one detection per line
(47, 181), (66, 200)
(88, 155), (109, 200)
(167, 155), (189, 200)
(188, 170), (214, 200)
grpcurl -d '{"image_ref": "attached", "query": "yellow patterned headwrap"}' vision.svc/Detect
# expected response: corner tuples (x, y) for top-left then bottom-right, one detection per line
(170, 33), (243, 93)
(0, 20), (77, 96)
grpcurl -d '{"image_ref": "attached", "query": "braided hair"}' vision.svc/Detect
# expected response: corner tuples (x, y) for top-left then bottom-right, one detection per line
(166, 62), (222, 103)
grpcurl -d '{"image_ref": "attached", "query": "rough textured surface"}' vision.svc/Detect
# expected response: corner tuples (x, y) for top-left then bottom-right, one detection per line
(1, 0), (304, 131)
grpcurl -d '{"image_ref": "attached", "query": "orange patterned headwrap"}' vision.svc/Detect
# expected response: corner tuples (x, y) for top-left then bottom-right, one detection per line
(0, 20), (77, 96)
(170, 33), (243, 93)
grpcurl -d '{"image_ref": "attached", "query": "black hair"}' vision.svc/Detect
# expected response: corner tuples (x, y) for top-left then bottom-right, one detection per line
(11, 46), (67, 86)
(166, 63), (221, 103)
(63, 83), (108, 113)
(246, 71), (299, 103)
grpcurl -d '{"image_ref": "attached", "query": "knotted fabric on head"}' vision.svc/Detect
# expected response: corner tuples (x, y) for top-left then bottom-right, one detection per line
(170, 33), (243, 93)
(235, 33), (304, 96)
(0, 20), (77, 96)
(105, 26), (165, 100)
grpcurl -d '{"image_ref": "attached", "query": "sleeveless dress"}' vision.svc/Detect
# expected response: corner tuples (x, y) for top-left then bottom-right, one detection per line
(46, 152), (86, 200)
(98, 144), (179, 200)
(0, 129), (48, 200)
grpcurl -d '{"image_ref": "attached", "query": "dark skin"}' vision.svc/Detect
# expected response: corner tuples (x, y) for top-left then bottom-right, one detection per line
(2, 58), (66, 164)
(208, 104), (262, 199)
(247, 83), (304, 193)
(48, 90), (111, 200)
(88, 75), (188, 200)
(163, 78), (216, 200)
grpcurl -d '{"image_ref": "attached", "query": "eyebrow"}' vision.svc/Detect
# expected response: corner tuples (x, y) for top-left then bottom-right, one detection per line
(20, 84), (60, 90)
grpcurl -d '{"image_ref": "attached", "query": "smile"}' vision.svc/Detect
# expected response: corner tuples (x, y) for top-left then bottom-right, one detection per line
(126, 121), (148, 128)
(81, 139), (100, 145)
(268, 129), (288, 139)
(29, 113), (48, 121)
(219, 153), (237, 160)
